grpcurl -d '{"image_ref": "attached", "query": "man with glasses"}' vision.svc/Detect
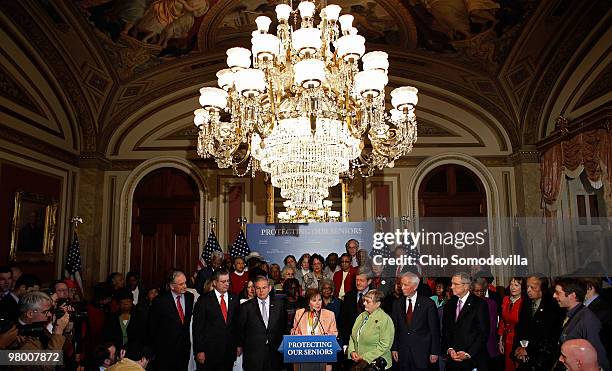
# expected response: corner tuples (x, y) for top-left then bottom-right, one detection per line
(149, 269), (194, 371)
(442, 272), (489, 371)
(238, 276), (287, 371)
(15, 291), (69, 352)
(193, 270), (241, 371)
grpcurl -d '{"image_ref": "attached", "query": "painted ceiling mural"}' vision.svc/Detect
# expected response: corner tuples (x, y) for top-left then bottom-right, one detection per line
(77, 0), (533, 79)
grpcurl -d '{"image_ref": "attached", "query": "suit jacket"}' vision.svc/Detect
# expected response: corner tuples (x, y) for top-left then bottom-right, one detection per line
(0, 293), (19, 321)
(192, 290), (240, 365)
(561, 305), (610, 370)
(339, 290), (366, 346)
(237, 297), (287, 371)
(391, 294), (440, 370)
(513, 295), (562, 371)
(333, 268), (356, 298)
(348, 308), (395, 366)
(588, 296), (612, 364)
(103, 310), (146, 351)
(292, 308), (338, 336)
(441, 293), (490, 370)
(148, 290), (194, 370)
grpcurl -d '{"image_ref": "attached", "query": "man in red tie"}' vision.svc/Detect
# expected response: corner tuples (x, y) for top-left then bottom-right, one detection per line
(193, 270), (241, 371)
(149, 270), (194, 371)
(391, 272), (440, 371)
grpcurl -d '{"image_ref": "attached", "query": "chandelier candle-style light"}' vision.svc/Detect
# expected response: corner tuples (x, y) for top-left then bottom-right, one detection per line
(195, 1), (418, 211)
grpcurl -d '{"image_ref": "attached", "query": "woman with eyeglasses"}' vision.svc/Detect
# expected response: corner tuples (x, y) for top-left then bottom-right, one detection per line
(291, 288), (338, 371)
(302, 254), (330, 292)
(348, 290), (394, 370)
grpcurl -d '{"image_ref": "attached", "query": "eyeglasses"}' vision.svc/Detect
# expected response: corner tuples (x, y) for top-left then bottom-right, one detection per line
(33, 309), (51, 315)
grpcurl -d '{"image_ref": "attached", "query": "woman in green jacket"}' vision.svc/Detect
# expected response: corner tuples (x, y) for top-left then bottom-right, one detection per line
(348, 289), (395, 370)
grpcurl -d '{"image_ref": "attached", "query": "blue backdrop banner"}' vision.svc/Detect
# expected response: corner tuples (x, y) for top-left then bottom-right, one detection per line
(278, 335), (342, 363)
(246, 222), (374, 265)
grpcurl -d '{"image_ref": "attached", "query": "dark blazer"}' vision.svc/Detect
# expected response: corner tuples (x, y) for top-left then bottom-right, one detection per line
(441, 293), (490, 371)
(487, 289), (503, 316)
(339, 290), (365, 346)
(561, 305), (610, 370)
(391, 294), (440, 371)
(237, 297), (287, 371)
(148, 290), (194, 371)
(193, 290), (240, 370)
(513, 295), (562, 371)
(0, 293), (19, 321)
(588, 295), (612, 364)
(103, 310), (146, 352)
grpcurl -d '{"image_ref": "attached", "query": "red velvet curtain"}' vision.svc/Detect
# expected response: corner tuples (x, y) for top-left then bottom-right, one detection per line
(540, 128), (612, 210)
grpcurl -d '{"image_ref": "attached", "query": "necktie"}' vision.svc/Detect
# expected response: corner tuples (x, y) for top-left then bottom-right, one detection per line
(261, 300), (268, 328)
(358, 293), (365, 313)
(176, 295), (185, 324)
(220, 294), (228, 323)
(532, 301), (538, 316)
(406, 298), (413, 324)
(455, 299), (463, 321)
(562, 314), (570, 328)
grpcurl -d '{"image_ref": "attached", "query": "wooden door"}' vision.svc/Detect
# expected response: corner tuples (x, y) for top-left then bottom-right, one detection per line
(130, 168), (200, 288)
(418, 164), (488, 276)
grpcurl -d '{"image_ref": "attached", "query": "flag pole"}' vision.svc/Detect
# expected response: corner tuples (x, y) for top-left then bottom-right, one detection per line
(237, 217), (247, 237)
(209, 217), (217, 235)
(70, 216), (83, 234)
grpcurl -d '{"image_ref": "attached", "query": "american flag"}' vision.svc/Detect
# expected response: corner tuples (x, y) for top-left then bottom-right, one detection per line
(65, 231), (83, 292)
(199, 230), (222, 269)
(370, 243), (393, 259)
(230, 229), (250, 258)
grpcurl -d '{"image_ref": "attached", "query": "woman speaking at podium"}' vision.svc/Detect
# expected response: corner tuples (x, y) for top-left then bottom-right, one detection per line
(291, 288), (338, 371)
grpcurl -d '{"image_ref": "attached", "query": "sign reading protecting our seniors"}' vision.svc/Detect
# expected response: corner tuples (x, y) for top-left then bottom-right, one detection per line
(278, 335), (342, 363)
(247, 222), (374, 266)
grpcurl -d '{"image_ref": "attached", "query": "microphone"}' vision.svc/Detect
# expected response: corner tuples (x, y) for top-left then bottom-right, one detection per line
(291, 308), (308, 335)
(315, 309), (327, 335)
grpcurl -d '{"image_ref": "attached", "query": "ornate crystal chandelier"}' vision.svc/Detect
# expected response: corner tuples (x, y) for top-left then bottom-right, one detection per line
(278, 199), (341, 223)
(194, 1), (418, 210)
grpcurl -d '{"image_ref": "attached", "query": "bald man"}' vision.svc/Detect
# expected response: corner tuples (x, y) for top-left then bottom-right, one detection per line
(559, 339), (601, 371)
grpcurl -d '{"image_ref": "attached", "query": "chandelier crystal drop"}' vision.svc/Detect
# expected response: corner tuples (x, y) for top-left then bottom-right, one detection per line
(194, 1), (418, 211)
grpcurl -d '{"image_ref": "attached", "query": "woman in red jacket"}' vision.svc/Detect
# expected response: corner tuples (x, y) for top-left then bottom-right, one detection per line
(498, 277), (525, 371)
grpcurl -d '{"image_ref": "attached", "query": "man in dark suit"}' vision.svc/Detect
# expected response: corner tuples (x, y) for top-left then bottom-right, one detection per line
(148, 269), (194, 371)
(391, 272), (440, 371)
(195, 251), (224, 294)
(513, 275), (562, 371)
(193, 269), (240, 371)
(442, 272), (490, 371)
(554, 277), (610, 370)
(237, 275), (286, 371)
(339, 267), (371, 347)
(0, 266), (19, 321)
(583, 277), (612, 362)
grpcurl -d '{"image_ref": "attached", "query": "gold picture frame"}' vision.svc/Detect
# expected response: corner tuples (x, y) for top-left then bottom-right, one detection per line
(10, 191), (58, 262)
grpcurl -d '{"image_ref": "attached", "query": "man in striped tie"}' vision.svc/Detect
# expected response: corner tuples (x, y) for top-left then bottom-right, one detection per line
(149, 270), (194, 371)
(441, 272), (490, 371)
(193, 270), (241, 371)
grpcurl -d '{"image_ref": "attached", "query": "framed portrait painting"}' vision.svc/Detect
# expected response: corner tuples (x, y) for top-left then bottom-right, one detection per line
(9, 191), (58, 262)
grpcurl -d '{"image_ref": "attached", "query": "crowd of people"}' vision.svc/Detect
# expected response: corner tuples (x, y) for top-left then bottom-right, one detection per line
(0, 238), (611, 371)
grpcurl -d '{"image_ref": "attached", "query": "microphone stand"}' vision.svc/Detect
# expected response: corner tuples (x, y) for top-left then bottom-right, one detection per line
(291, 308), (308, 335)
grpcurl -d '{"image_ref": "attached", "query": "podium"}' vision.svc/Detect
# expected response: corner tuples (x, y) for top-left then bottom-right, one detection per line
(278, 335), (342, 363)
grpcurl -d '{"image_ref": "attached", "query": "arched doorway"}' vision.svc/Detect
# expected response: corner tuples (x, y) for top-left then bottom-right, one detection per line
(419, 164), (487, 217)
(418, 164), (488, 276)
(130, 168), (200, 287)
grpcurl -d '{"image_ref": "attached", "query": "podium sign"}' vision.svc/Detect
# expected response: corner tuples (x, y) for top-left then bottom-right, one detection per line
(278, 335), (341, 363)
